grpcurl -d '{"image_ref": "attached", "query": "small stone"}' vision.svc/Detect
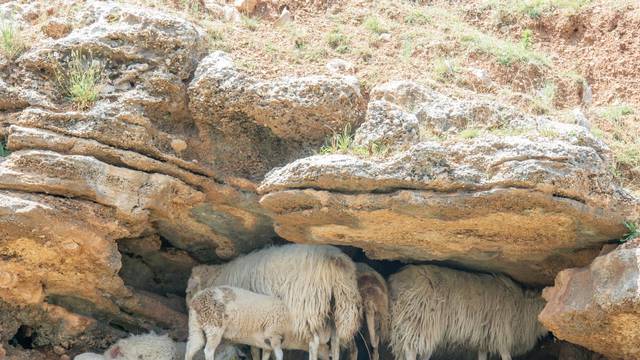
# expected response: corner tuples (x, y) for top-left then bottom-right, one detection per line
(379, 33), (392, 42)
(325, 58), (355, 75)
(234, 0), (258, 14)
(468, 67), (491, 86)
(275, 8), (291, 27)
(203, 0), (225, 18)
(60, 355), (70, 360)
(41, 19), (72, 39)
(223, 5), (242, 23)
(571, 108), (591, 130)
(171, 139), (188, 153)
(53, 345), (66, 355)
(0, 271), (15, 288)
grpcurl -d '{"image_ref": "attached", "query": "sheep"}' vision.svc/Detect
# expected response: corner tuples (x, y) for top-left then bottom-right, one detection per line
(186, 286), (290, 360)
(186, 264), (331, 360)
(74, 333), (242, 360)
(74, 354), (104, 360)
(388, 265), (548, 360)
(104, 332), (177, 360)
(347, 263), (390, 360)
(188, 244), (362, 360)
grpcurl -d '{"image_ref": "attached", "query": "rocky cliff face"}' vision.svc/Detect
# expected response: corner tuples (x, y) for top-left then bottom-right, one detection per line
(0, 0), (639, 359)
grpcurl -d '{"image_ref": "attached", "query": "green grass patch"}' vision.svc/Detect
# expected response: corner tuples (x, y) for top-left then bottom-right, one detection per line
(622, 221), (639, 243)
(598, 104), (634, 123)
(483, 0), (592, 20)
(461, 30), (550, 67)
(326, 28), (350, 53)
(520, 29), (534, 49)
(459, 128), (481, 139)
(55, 50), (104, 110)
(363, 16), (388, 34)
(320, 124), (389, 157)
(1, 20), (26, 60)
(241, 16), (259, 31)
(432, 58), (460, 82)
(532, 82), (557, 114)
(404, 10), (431, 25)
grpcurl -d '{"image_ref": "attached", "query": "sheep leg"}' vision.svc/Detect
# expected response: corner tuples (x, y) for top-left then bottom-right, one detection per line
(331, 327), (340, 360)
(203, 327), (223, 360)
(309, 334), (320, 360)
(404, 349), (417, 360)
(270, 336), (284, 360)
(500, 352), (512, 360)
(251, 347), (261, 360)
(186, 309), (206, 360)
(262, 349), (272, 360)
(347, 339), (357, 360)
(365, 311), (378, 360)
(478, 352), (488, 360)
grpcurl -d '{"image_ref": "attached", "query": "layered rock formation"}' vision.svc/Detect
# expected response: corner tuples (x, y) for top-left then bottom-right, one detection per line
(259, 81), (638, 285)
(540, 238), (640, 359)
(1, 0), (639, 358)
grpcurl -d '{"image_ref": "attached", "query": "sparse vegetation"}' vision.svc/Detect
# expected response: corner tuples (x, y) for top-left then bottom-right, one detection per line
(599, 104), (634, 123)
(320, 124), (356, 154)
(432, 58), (460, 82)
(320, 124), (389, 157)
(483, 0), (593, 20)
(532, 82), (557, 114)
(520, 29), (534, 49)
(459, 128), (481, 139)
(363, 16), (388, 34)
(242, 16), (259, 31)
(1, 20), (26, 59)
(326, 28), (350, 53)
(622, 221), (639, 243)
(54, 50), (104, 110)
(404, 10), (430, 25)
(461, 29), (550, 67)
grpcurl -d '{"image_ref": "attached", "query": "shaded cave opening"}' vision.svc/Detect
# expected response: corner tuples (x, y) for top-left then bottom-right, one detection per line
(9, 325), (36, 350)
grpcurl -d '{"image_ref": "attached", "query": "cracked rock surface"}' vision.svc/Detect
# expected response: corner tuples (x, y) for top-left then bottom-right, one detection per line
(259, 81), (639, 285)
(540, 238), (640, 359)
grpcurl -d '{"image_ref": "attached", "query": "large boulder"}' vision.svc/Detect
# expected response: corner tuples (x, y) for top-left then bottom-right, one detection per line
(539, 238), (640, 359)
(188, 51), (366, 180)
(259, 81), (639, 285)
(0, 0), (273, 350)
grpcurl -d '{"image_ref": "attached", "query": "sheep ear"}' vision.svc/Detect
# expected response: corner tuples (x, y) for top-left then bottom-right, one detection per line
(108, 345), (122, 358)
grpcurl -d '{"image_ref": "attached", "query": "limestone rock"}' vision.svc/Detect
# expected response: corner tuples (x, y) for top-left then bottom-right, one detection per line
(235, 0), (259, 14)
(275, 7), (292, 26)
(259, 81), (639, 285)
(41, 19), (72, 39)
(539, 238), (640, 359)
(0, 0), (274, 350)
(188, 51), (365, 179)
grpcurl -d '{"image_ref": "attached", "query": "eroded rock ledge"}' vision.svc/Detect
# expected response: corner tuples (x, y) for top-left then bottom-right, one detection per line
(540, 238), (640, 359)
(259, 81), (638, 285)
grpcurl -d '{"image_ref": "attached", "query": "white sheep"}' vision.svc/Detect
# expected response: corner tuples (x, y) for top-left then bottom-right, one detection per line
(389, 265), (548, 360)
(104, 332), (177, 360)
(187, 264), (331, 360)
(186, 286), (290, 360)
(74, 333), (241, 360)
(188, 244), (362, 360)
(347, 263), (390, 360)
(74, 354), (105, 360)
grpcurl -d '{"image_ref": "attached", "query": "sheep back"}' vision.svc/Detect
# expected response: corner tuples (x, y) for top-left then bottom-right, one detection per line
(211, 244), (362, 343)
(389, 265), (547, 358)
(190, 286), (291, 342)
(355, 263), (390, 341)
